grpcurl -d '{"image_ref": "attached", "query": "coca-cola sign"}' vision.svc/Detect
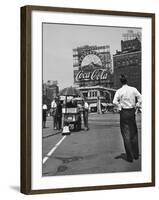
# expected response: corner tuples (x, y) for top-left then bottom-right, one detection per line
(75, 69), (108, 82)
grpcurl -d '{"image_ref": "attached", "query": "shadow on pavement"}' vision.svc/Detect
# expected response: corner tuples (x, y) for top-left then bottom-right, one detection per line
(114, 153), (141, 163)
(43, 131), (62, 139)
(114, 153), (128, 162)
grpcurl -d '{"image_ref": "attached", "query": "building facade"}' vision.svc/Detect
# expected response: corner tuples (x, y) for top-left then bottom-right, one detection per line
(73, 45), (115, 113)
(43, 80), (59, 107)
(77, 85), (116, 112)
(113, 35), (141, 92)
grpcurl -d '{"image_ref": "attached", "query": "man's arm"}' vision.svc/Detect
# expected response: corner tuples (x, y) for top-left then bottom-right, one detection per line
(134, 89), (142, 108)
(113, 90), (122, 111)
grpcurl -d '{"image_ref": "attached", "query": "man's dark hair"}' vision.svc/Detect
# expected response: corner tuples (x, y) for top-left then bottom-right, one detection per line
(120, 74), (127, 85)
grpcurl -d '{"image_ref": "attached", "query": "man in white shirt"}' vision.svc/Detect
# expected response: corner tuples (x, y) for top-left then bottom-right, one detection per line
(42, 104), (47, 128)
(113, 75), (142, 162)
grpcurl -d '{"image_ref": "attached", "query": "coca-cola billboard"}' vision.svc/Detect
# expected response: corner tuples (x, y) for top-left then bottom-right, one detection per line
(73, 45), (112, 87)
(75, 69), (108, 82)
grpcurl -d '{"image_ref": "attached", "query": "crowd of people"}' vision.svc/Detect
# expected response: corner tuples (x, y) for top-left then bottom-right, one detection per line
(42, 97), (89, 131)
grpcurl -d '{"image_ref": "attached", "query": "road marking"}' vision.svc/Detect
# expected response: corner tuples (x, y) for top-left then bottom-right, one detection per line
(43, 135), (67, 164)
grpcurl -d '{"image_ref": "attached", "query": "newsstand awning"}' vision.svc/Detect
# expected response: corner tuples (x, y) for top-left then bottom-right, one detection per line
(101, 103), (107, 107)
(89, 103), (97, 107)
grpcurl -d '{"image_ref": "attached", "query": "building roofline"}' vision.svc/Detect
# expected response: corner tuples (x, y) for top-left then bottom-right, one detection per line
(113, 50), (141, 57)
(77, 85), (116, 91)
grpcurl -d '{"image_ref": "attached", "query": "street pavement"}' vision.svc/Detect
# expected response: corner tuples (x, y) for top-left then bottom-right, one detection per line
(42, 112), (141, 176)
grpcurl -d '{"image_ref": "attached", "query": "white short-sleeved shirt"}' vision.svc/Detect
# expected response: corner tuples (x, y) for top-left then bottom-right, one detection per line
(84, 102), (89, 110)
(51, 100), (57, 108)
(43, 104), (47, 110)
(113, 85), (142, 110)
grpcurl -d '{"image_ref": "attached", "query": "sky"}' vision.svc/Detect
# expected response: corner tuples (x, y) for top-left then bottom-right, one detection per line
(43, 23), (141, 90)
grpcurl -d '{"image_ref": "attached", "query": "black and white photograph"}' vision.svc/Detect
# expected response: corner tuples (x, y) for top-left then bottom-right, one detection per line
(42, 23), (142, 176)
(20, 6), (155, 194)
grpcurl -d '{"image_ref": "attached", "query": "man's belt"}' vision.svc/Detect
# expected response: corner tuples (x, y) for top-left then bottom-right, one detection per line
(122, 108), (135, 111)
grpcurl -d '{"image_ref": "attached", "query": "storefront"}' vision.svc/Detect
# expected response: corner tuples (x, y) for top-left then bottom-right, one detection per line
(77, 86), (116, 113)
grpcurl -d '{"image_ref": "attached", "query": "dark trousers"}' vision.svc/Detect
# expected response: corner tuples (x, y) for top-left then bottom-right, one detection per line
(83, 110), (88, 129)
(56, 116), (62, 130)
(120, 108), (139, 160)
(53, 115), (57, 129)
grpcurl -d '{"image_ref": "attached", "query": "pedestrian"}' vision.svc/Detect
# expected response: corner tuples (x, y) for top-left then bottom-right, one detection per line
(56, 99), (62, 131)
(82, 99), (89, 131)
(51, 98), (57, 130)
(113, 74), (142, 162)
(42, 104), (47, 128)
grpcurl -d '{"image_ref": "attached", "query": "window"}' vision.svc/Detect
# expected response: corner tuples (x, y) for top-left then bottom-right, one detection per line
(83, 92), (88, 97)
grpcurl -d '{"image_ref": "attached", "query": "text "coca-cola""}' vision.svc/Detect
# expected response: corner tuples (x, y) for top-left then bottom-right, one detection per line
(75, 69), (108, 82)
